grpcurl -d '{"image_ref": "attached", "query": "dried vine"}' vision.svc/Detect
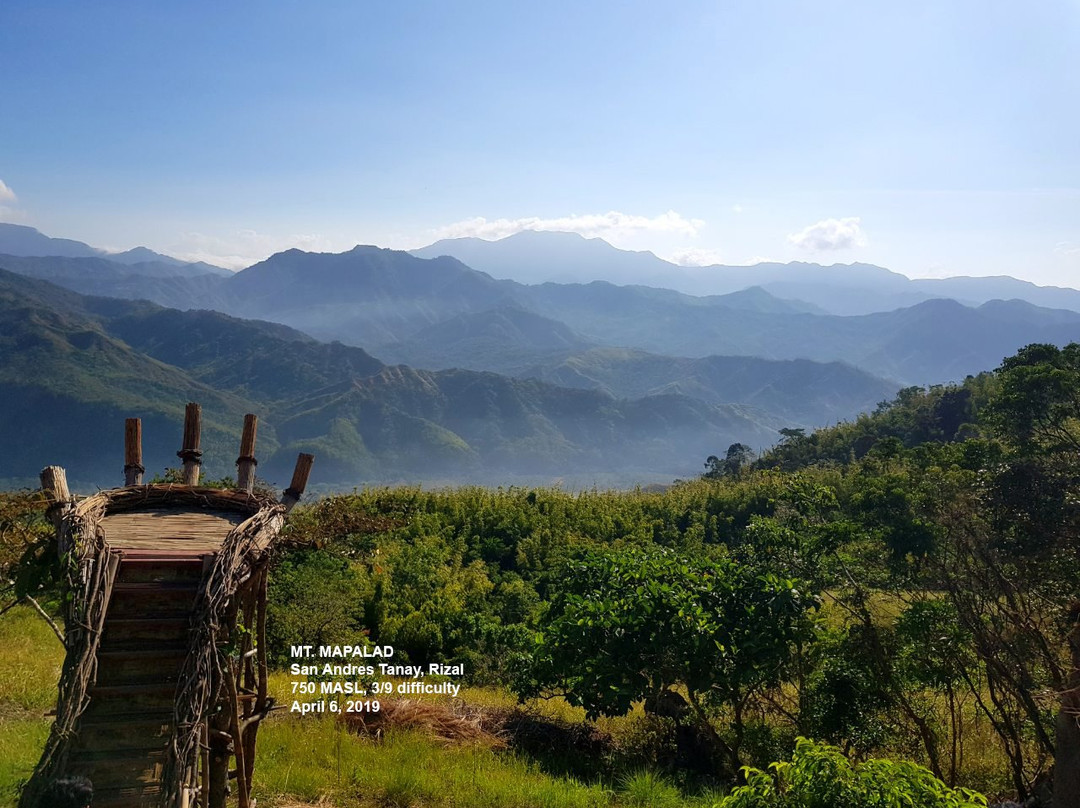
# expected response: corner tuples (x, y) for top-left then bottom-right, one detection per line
(19, 497), (118, 808)
(162, 502), (284, 808)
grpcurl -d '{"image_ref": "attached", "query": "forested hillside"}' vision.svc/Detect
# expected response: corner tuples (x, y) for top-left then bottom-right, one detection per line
(6, 345), (1077, 804)
(249, 341), (1077, 804)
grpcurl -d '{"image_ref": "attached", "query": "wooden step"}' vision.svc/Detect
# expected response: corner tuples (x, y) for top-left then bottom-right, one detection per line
(117, 557), (206, 585)
(76, 714), (173, 748)
(107, 581), (200, 618)
(95, 649), (188, 686)
(100, 617), (191, 648)
(90, 784), (163, 808)
(84, 683), (176, 715)
(65, 749), (166, 789)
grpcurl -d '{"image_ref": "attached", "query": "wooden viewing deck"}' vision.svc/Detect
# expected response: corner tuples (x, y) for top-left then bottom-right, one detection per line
(21, 405), (314, 808)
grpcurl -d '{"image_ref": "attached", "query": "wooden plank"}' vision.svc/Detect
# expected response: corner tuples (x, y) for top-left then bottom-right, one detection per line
(100, 617), (191, 647)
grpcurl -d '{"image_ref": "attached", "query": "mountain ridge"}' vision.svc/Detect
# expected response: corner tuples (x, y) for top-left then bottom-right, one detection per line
(413, 230), (1080, 315)
(0, 269), (797, 488)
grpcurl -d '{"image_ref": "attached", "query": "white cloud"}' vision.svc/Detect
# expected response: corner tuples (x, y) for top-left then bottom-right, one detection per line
(433, 210), (705, 242)
(731, 204), (744, 214)
(787, 216), (867, 252)
(669, 247), (725, 266)
(167, 229), (337, 269)
(743, 255), (778, 266)
(0, 178), (24, 223)
(1055, 241), (1080, 256)
(914, 262), (955, 279)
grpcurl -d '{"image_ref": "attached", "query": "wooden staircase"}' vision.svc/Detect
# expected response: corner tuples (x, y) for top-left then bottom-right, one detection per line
(70, 553), (206, 808)
(24, 405), (314, 808)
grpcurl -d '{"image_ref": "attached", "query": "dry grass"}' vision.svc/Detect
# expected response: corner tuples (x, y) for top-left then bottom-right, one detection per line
(341, 699), (505, 747)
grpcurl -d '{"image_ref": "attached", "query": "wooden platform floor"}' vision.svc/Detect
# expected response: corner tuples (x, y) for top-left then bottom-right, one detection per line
(101, 510), (246, 553)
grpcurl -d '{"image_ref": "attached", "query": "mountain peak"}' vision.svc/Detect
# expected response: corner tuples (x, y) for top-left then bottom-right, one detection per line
(0, 222), (101, 259)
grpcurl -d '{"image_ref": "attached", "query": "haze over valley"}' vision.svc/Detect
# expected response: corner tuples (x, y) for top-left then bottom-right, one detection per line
(3, 221), (1080, 489)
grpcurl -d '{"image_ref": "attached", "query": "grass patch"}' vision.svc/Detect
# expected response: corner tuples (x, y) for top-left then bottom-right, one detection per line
(0, 605), (65, 807)
(0, 605), (64, 716)
(255, 714), (618, 807)
(618, 770), (685, 808)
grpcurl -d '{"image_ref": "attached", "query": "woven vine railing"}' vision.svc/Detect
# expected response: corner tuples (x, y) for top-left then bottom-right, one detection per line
(20, 485), (284, 808)
(18, 495), (121, 808)
(163, 500), (283, 808)
(25, 408), (312, 808)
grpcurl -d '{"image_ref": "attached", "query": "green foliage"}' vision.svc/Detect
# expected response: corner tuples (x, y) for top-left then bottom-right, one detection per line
(265, 549), (369, 664)
(755, 376), (992, 471)
(0, 491), (55, 603)
(801, 628), (893, 754)
(705, 445), (756, 479)
(717, 738), (987, 808)
(986, 342), (1080, 454)
(517, 546), (815, 732)
(619, 769), (685, 808)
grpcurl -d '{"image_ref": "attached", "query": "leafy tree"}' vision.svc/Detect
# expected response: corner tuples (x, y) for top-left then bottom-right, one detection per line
(517, 545), (816, 774)
(265, 549), (369, 664)
(895, 600), (976, 784)
(801, 627), (893, 755)
(986, 342), (1080, 455)
(705, 443), (756, 479)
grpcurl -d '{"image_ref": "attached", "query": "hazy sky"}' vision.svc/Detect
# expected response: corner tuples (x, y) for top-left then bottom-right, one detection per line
(1, 2), (1078, 283)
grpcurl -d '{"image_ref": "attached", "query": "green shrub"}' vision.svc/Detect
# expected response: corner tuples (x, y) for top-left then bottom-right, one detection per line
(716, 738), (986, 808)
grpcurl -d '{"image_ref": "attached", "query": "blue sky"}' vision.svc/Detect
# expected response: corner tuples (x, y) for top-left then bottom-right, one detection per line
(1, 1), (1078, 283)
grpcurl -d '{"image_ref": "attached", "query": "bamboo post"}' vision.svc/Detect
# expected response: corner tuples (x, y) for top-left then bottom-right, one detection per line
(124, 418), (144, 486)
(40, 466), (70, 505)
(177, 403), (203, 486)
(236, 414), (258, 493)
(281, 453), (314, 512)
(39, 466), (71, 533)
(223, 661), (250, 808)
(207, 719), (230, 808)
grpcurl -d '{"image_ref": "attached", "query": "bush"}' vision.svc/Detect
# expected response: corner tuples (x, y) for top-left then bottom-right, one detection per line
(716, 737), (986, 808)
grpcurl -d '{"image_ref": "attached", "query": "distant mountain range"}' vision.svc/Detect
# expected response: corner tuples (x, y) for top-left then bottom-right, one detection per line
(413, 230), (1080, 316)
(0, 269), (810, 489)
(6, 238), (1073, 387)
(0, 223), (229, 276)
(3, 224), (1080, 488)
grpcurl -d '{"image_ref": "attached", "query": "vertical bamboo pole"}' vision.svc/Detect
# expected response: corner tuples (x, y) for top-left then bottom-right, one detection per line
(39, 466), (71, 536)
(39, 466), (70, 504)
(124, 418), (144, 486)
(236, 414), (258, 493)
(255, 565), (269, 714)
(178, 403), (202, 486)
(281, 453), (314, 512)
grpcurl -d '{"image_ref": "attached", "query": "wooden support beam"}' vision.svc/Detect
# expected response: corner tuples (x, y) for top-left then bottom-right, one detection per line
(178, 402), (203, 486)
(223, 661), (250, 808)
(40, 465), (72, 535)
(124, 417), (144, 486)
(281, 453), (314, 512)
(236, 414), (258, 493)
(40, 466), (70, 505)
